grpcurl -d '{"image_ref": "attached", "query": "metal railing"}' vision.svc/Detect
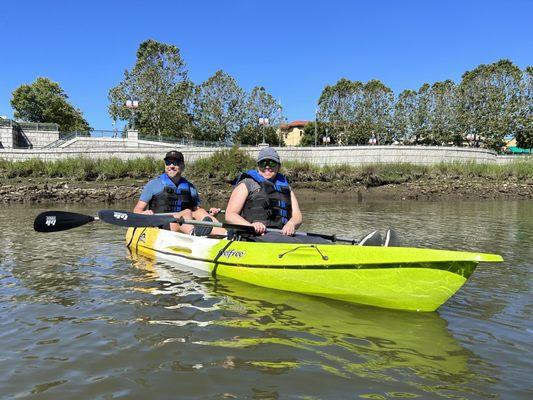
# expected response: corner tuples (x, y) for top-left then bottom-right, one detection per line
(42, 130), (123, 148)
(0, 119), (59, 131)
(138, 134), (232, 148)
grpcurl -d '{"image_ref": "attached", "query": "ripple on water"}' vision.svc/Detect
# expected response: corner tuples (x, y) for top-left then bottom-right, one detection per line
(0, 201), (531, 399)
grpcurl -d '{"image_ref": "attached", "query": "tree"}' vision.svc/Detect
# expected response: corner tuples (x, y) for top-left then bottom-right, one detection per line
(236, 86), (284, 145)
(428, 80), (461, 145)
(317, 78), (364, 145)
(413, 83), (432, 144)
(515, 66), (533, 150)
(11, 77), (90, 132)
(192, 70), (247, 142)
(318, 78), (394, 145)
(458, 59), (522, 150)
(360, 80), (394, 144)
(393, 89), (418, 143)
(108, 39), (193, 137)
(300, 121), (329, 146)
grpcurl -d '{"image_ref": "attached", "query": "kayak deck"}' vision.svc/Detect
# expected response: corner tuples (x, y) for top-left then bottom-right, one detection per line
(126, 227), (503, 312)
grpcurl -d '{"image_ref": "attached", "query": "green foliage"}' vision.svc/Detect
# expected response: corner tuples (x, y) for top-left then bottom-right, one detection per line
(515, 66), (532, 150)
(1, 154), (531, 184)
(236, 86), (284, 145)
(317, 78), (393, 145)
(0, 157), (161, 180)
(108, 39), (193, 137)
(10, 77), (90, 132)
(236, 125), (282, 146)
(192, 70), (247, 142)
(188, 147), (255, 182)
(300, 121), (330, 146)
(458, 59), (523, 151)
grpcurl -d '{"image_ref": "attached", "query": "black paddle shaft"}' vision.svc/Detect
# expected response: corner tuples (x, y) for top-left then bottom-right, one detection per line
(98, 210), (174, 228)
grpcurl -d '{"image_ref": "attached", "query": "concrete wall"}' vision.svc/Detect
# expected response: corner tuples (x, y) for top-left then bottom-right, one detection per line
(22, 130), (59, 148)
(0, 125), (59, 148)
(0, 127), (14, 148)
(0, 142), (525, 165)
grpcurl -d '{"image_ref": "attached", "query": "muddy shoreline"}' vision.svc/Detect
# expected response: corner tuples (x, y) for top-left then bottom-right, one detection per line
(1, 176), (531, 205)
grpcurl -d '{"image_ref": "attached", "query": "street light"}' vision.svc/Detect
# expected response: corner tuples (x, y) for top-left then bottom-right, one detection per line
(125, 100), (139, 130)
(259, 115), (269, 145)
(314, 107), (318, 147)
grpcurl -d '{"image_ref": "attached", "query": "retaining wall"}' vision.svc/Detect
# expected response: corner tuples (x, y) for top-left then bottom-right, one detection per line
(0, 142), (525, 165)
(0, 127), (14, 148)
(0, 125), (59, 148)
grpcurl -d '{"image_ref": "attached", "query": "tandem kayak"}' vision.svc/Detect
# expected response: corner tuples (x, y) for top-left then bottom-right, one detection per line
(125, 227), (503, 312)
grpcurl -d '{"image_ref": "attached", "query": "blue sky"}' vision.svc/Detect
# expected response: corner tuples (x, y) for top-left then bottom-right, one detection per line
(1, 0), (531, 130)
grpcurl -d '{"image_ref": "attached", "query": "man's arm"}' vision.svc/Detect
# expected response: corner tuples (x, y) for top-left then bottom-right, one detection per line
(133, 200), (153, 215)
(134, 180), (157, 215)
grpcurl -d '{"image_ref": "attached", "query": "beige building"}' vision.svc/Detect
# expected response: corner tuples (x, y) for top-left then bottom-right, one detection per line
(278, 120), (310, 146)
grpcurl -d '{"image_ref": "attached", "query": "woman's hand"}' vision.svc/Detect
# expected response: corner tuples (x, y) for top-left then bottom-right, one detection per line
(209, 207), (221, 215)
(251, 222), (266, 234)
(281, 221), (296, 236)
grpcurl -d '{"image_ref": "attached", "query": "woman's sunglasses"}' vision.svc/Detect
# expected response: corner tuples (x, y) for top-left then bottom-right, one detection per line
(165, 159), (182, 166)
(258, 160), (279, 169)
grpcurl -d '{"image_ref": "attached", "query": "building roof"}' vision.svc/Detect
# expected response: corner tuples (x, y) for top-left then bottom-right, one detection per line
(288, 120), (310, 128)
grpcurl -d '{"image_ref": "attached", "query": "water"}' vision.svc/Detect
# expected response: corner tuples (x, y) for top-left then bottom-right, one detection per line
(0, 199), (531, 399)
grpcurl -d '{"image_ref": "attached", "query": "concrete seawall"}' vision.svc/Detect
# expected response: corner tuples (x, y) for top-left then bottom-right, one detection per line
(0, 142), (525, 165)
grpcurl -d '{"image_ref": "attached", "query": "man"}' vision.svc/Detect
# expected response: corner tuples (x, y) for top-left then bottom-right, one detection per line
(133, 150), (224, 236)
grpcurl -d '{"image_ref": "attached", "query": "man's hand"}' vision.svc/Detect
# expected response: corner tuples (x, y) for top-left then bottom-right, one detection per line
(142, 210), (154, 215)
(281, 221), (296, 236)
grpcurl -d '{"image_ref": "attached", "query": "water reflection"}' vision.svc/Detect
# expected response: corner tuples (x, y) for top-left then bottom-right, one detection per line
(1, 201), (530, 399)
(130, 252), (493, 398)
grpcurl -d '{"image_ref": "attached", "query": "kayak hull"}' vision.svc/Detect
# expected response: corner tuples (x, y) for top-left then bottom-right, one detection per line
(125, 227), (503, 312)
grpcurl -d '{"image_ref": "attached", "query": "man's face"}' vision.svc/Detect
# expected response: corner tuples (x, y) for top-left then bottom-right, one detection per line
(164, 158), (184, 179)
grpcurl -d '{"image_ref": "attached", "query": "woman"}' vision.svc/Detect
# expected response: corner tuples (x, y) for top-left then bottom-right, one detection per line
(225, 147), (307, 243)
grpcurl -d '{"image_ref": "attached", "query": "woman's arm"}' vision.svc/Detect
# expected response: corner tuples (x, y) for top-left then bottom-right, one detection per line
(281, 191), (303, 235)
(225, 183), (266, 234)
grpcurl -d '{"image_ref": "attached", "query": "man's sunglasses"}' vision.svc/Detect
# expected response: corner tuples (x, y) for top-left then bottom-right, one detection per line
(165, 159), (182, 166)
(258, 160), (279, 169)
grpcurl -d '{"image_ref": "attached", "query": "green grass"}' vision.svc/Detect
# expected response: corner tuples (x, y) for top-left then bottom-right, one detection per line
(0, 150), (531, 184)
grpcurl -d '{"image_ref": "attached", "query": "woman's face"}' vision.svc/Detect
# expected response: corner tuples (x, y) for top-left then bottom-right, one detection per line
(257, 159), (280, 180)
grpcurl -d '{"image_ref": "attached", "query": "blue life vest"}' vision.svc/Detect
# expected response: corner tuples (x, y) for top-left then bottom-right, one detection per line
(148, 174), (195, 213)
(234, 169), (292, 228)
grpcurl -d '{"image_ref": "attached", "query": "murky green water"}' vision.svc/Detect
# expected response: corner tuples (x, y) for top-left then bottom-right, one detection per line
(1, 199), (531, 399)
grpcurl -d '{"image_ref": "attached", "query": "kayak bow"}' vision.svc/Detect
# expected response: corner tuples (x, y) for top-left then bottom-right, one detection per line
(125, 227), (503, 312)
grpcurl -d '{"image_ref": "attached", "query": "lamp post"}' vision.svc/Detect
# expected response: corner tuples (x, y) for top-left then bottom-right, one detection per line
(278, 104), (283, 146)
(314, 107), (318, 147)
(259, 115), (269, 145)
(125, 100), (139, 130)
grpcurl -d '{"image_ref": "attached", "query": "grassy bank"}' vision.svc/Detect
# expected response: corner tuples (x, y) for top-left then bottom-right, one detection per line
(1, 148), (532, 184)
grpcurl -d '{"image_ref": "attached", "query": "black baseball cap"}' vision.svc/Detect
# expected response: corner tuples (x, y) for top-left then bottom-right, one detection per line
(164, 150), (184, 163)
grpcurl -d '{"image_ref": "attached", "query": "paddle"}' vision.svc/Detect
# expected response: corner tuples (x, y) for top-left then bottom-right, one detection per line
(34, 209), (364, 244)
(98, 210), (256, 233)
(33, 210), (255, 234)
(34, 211), (95, 233)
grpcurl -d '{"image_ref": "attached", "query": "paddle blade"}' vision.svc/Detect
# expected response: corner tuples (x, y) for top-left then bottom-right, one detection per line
(98, 210), (174, 228)
(34, 211), (95, 232)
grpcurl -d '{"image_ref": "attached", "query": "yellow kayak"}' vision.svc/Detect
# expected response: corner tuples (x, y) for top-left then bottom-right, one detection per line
(126, 227), (503, 312)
